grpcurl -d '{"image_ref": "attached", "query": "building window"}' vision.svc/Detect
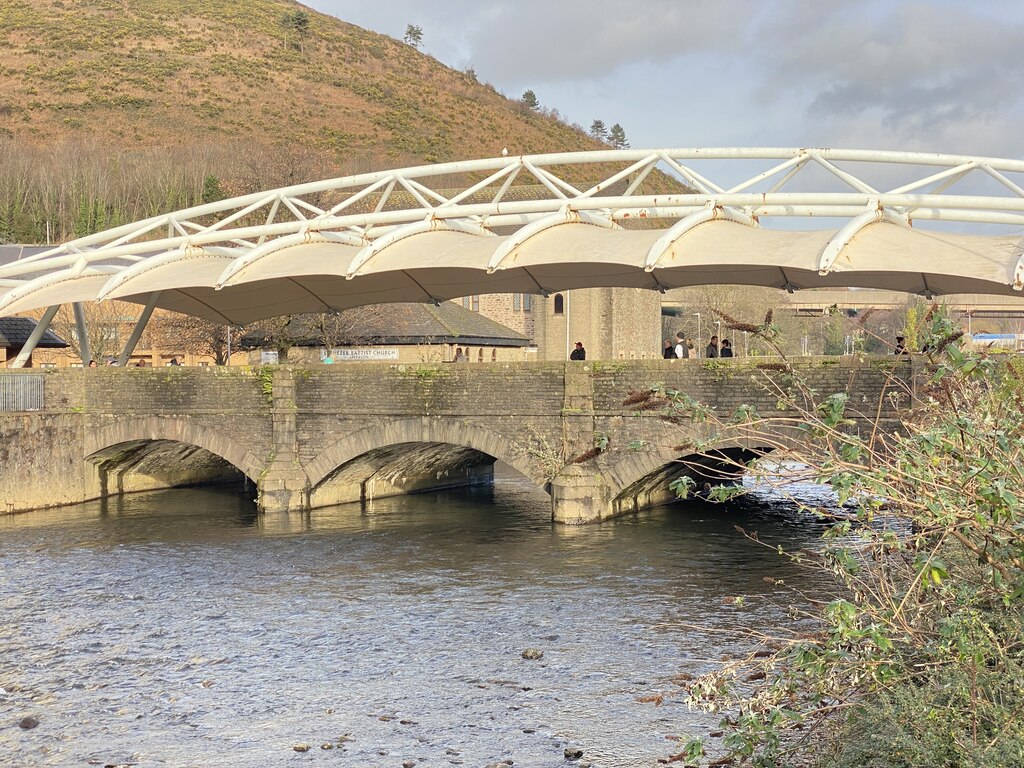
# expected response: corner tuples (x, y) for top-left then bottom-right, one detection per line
(462, 297), (471, 309)
(512, 293), (533, 312)
(491, 348), (497, 361)
(553, 294), (564, 315)
(477, 348), (484, 362)
(471, 295), (480, 312)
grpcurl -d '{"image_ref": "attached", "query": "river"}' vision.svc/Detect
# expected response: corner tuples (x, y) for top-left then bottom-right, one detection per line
(0, 467), (831, 767)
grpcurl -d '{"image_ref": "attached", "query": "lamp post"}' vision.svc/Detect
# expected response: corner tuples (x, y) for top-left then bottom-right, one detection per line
(693, 312), (701, 358)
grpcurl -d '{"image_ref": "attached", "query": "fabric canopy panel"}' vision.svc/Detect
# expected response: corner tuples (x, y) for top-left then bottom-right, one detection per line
(0, 272), (115, 316)
(3, 222), (1024, 323)
(5, 149), (1024, 323)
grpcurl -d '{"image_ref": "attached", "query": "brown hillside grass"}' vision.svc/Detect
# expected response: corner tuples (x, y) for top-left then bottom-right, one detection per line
(0, 0), (689, 243)
(0, 0), (602, 161)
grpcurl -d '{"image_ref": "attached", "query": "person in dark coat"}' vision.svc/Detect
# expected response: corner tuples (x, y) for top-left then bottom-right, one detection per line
(569, 341), (586, 361)
(720, 339), (734, 358)
(706, 335), (719, 358)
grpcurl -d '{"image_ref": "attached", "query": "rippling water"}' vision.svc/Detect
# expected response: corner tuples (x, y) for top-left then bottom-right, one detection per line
(0, 469), (831, 767)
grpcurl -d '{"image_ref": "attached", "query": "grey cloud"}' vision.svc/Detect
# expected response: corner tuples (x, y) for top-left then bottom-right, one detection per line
(463, 0), (751, 85)
(761, 2), (1024, 137)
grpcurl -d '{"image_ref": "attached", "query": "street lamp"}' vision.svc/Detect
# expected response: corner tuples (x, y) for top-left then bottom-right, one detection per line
(693, 312), (701, 358)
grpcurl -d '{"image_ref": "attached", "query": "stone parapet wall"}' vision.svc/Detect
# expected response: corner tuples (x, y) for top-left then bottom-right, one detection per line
(0, 357), (917, 520)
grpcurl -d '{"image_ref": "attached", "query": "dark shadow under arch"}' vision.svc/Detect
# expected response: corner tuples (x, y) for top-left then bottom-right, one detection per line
(611, 446), (772, 514)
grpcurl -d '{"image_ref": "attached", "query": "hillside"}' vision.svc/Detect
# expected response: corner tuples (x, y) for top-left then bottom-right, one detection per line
(0, 0), (600, 161)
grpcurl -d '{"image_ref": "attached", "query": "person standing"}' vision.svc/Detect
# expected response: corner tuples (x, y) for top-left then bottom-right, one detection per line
(674, 332), (689, 359)
(720, 339), (734, 358)
(663, 339), (675, 359)
(569, 341), (586, 361)
(706, 335), (719, 358)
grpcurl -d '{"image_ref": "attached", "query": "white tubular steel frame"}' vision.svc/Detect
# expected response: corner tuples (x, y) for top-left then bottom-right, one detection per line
(3, 147), (1024, 312)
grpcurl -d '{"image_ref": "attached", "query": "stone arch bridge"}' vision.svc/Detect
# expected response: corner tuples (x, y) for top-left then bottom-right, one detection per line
(0, 357), (914, 523)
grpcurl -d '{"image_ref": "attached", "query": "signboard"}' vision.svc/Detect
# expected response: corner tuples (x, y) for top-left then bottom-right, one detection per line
(322, 348), (400, 361)
(260, 350), (279, 364)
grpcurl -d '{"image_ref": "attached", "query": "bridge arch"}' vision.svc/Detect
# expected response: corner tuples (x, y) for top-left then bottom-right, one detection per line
(305, 417), (549, 507)
(604, 441), (773, 513)
(85, 417), (267, 487)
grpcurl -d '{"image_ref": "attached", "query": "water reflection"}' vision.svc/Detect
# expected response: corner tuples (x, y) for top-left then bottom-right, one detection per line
(0, 469), (830, 768)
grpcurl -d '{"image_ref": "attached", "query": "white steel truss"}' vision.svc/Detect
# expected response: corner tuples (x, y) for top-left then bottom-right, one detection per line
(3, 147), (1024, 330)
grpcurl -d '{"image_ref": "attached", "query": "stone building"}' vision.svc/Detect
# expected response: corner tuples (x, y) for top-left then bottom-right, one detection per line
(464, 287), (662, 361)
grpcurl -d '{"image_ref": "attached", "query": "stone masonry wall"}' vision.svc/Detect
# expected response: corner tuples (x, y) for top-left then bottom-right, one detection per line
(0, 357), (915, 517)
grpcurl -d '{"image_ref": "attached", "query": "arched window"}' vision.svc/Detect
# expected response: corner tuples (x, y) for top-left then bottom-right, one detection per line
(477, 348), (484, 362)
(491, 348), (497, 361)
(553, 294), (564, 315)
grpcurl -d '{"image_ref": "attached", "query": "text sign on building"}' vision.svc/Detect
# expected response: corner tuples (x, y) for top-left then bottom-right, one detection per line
(323, 348), (400, 361)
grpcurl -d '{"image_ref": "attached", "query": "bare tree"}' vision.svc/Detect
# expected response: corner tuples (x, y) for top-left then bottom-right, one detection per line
(47, 300), (139, 363)
(153, 312), (233, 364)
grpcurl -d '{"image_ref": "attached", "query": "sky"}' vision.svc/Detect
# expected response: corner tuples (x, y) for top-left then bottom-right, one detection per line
(305, 0), (1024, 162)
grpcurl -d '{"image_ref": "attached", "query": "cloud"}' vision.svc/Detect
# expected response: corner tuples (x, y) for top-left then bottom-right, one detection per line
(306, 0), (1024, 157)
(757, 2), (1024, 143)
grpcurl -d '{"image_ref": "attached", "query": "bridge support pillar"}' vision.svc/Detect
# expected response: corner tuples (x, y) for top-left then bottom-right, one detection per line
(257, 367), (310, 513)
(257, 462), (309, 513)
(551, 465), (613, 525)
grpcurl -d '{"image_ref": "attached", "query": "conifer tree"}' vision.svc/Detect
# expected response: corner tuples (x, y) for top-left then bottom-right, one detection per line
(608, 123), (629, 149)
(403, 24), (423, 49)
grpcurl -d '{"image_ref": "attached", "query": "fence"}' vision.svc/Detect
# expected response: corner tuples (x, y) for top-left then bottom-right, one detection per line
(0, 374), (44, 412)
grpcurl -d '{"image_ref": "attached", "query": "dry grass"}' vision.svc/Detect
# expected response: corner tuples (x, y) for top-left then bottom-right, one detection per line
(0, 0), (603, 162)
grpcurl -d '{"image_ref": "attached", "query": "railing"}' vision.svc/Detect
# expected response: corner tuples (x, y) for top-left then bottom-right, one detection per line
(0, 374), (44, 412)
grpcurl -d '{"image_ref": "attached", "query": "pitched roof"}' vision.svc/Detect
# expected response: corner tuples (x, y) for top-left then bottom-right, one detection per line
(0, 317), (69, 348)
(240, 302), (530, 349)
(0, 245), (48, 268)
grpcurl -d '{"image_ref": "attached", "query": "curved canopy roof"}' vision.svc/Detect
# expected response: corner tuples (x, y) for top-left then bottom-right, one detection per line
(2, 147), (1023, 324)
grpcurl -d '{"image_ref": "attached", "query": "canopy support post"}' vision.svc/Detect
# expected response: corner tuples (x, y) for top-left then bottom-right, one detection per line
(117, 291), (161, 366)
(72, 302), (92, 365)
(9, 304), (60, 368)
